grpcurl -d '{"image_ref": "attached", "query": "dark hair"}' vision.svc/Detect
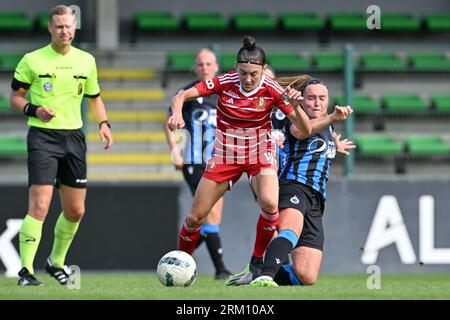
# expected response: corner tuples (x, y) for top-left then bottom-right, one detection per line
(236, 36), (266, 66)
(298, 77), (327, 94)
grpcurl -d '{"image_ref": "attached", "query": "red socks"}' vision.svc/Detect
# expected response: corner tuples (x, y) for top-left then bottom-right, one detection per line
(252, 209), (279, 258)
(178, 218), (201, 254)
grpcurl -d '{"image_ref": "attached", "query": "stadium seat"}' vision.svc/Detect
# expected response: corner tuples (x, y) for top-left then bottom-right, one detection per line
(313, 52), (343, 71)
(405, 136), (450, 156)
(328, 13), (367, 31)
(0, 96), (12, 114)
(382, 94), (428, 113)
(232, 12), (277, 31)
(334, 95), (379, 113)
(167, 52), (196, 72)
(0, 136), (27, 157)
(279, 12), (324, 31)
(267, 52), (309, 71)
(135, 12), (179, 31)
(37, 11), (49, 30)
(361, 52), (407, 71)
(380, 13), (420, 32)
(0, 12), (33, 31)
(423, 14), (450, 31)
(355, 135), (402, 156)
(220, 53), (236, 72)
(431, 94), (450, 112)
(0, 52), (23, 70)
(182, 12), (228, 31)
(409, 53), (450, 71)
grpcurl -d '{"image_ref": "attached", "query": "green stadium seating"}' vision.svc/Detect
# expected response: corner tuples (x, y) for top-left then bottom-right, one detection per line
(405, 136), (450, 156)
(382, 94), (428, 113)
(267, 53), (309, 71)
(334, 95), (379, 113)
(183, 12), (228, 31)
(409, 53), (450, 71)
(232, 12), (277, 31)
(381, 13), (420, 31)
(279, 12), (324, 31)
(0, 136), (27, 157)
(361, 52), (407, 71)
(135, 12), (179, 31)
(37, 12), (49, 30)
(356, 135), (402, 156)
(423, 14), (450, 31)
(328, 13), (367, 31)
(0, 53), (23, 70)
(431, 94), (450, 112)
(220, 53), (236, 72)
(313, 52), (343, 71)
(0, 12), (33, 31)
(0, 96), (11, 114)
(167, 52), (196, 72)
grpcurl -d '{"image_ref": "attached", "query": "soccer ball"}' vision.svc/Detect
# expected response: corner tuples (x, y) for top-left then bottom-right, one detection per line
(157, 250), (197, 287)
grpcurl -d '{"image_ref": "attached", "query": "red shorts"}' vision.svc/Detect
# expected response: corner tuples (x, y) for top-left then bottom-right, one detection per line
(202, 156), (278, 188)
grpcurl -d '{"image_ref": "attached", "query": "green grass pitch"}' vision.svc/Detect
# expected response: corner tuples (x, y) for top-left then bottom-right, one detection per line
(1, 273), (450, 300)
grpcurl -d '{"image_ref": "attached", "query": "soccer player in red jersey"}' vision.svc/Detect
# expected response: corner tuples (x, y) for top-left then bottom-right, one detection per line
(168, 36), (312, 275)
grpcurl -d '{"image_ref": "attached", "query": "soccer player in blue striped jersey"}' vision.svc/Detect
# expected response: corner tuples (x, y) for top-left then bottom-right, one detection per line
(250, 77), (355, 287)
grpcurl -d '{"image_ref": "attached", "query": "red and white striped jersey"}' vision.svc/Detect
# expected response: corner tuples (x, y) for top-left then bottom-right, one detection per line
(195, 71), (294, 164)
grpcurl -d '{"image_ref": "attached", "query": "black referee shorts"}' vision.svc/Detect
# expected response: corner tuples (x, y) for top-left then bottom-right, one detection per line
(182, 164), (206, 196)
(27, 126), (87, 189)
(278, 179), (325, 251)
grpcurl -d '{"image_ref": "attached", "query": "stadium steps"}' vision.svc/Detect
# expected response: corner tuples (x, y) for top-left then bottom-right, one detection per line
(100, 88), (165, 101)
(88, 110), (166, 122)
(98, 68), (156, 81)
(88, 170), (182, 181)
(87, 152), (171, 165)
(87, 131), (166, 143)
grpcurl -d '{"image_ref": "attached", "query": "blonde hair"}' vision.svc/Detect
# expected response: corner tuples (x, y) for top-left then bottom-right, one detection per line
(48, 5), (76, 24)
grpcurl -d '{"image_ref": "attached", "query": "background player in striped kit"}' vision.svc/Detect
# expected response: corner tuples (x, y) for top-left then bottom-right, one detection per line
(250, 77), (355, 287)
(164, 49), (231, 279)
(168, 36), (311, 274)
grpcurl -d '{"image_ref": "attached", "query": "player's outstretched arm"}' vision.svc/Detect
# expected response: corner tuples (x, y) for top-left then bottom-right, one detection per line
(168, 86), (200, 131)
(332, 131), (356, 156)
(284, 87), (312, 138)
(87, 96), (113, 149)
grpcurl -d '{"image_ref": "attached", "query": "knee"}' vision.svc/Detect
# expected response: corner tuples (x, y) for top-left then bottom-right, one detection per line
(295, 269), (318, 286)
(187, 212), (207, 228)
(64, 205), (85, 222)
(259, 198), (278, 213)
(30, 198), (51, 219)
(296, 270), (318, 286)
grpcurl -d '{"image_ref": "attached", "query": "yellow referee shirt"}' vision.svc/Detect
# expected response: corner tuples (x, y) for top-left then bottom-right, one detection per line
(13, 44), (100, 130)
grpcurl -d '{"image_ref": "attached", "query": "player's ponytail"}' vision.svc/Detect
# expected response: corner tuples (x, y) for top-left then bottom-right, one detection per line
(237, 35), (266, 66)
(276, 75), (312, 91)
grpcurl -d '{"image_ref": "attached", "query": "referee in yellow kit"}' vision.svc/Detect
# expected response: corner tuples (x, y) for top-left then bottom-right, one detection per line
(9, 5), (113, 286)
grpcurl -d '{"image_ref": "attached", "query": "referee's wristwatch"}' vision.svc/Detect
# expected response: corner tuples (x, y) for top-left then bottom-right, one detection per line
(98, 120), (111, 129)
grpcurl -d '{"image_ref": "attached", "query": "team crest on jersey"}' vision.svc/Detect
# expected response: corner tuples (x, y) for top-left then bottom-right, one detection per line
(43, 82), (53, 92)
(254, 97), (266, 111)
(78, 83), (83, 95)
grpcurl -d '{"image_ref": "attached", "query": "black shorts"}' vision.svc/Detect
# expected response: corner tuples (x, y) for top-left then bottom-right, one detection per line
(278, 179), (325, 251)
(27, 126), (87, 189)
(182, 164), (206, 196)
